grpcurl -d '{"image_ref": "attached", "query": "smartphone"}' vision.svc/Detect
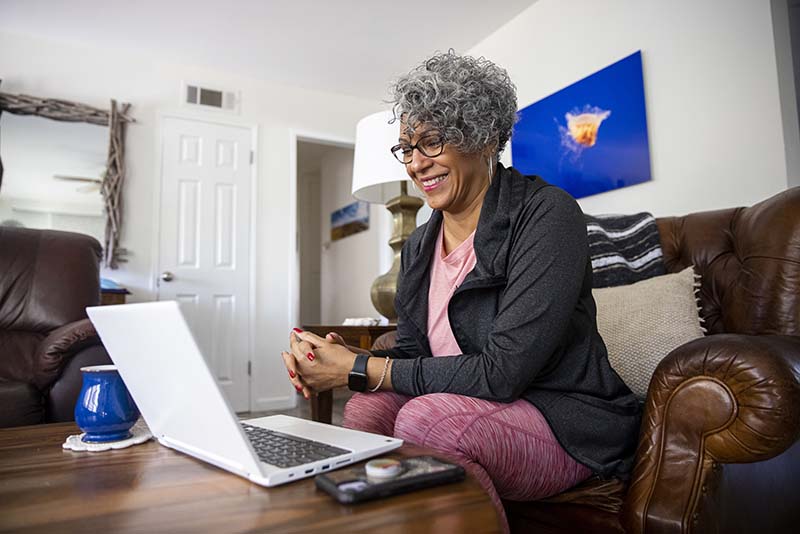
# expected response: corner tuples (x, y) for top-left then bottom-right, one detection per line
(315, 455), (465, 504)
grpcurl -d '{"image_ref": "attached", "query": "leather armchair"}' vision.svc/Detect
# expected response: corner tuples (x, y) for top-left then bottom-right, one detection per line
(0, 227), (112, 427)
(362, 187), (800, 533)
(618, 188), (800, 534)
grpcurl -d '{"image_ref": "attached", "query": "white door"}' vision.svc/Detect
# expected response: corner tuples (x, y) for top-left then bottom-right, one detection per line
(157, 117), (253, 412)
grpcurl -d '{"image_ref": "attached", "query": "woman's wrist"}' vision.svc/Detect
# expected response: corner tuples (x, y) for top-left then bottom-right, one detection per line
(341, 352), (358, 389)
(366, 356), (392, 391)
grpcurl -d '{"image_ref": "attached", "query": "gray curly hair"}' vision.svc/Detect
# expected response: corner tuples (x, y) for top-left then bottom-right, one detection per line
(390, 50), (518, 158)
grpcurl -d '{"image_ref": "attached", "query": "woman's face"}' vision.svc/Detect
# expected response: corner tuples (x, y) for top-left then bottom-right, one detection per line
(397, 124), (489, 214)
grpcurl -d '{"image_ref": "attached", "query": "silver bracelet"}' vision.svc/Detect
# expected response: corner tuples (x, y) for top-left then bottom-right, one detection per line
(369, 356), (390, 392)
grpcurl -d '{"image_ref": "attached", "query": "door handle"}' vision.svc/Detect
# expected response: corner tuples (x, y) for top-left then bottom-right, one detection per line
(161, 271), (174, 282)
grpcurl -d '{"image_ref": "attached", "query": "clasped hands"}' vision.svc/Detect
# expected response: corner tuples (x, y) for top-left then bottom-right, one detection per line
(281, 329), (360, 398)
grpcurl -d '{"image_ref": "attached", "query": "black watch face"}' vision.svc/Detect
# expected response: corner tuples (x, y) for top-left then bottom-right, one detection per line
(348, 371), (368, 392)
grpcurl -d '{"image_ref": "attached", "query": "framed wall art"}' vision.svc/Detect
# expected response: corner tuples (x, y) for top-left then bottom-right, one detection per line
(511, 51), (652, 199)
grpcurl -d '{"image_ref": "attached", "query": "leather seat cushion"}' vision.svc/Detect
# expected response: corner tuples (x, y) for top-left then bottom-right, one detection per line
(0, 379), (44, 427)
(0, 331), (42, 383)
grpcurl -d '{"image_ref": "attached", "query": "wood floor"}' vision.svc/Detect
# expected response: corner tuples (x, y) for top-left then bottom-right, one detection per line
(240, 388), (354, 426)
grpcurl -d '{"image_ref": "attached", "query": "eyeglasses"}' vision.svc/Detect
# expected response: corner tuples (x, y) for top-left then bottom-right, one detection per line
(390, 134), (445, 164)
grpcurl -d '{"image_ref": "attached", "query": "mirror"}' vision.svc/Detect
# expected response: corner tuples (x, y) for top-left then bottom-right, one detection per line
(0, 114), (107, 244)
(0, 91), (132, 268)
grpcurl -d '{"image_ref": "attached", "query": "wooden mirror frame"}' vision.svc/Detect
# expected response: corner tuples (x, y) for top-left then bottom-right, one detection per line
(0, 83), (134, 268)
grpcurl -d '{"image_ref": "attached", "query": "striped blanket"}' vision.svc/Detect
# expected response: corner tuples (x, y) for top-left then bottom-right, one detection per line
(585, 212), (666, 288)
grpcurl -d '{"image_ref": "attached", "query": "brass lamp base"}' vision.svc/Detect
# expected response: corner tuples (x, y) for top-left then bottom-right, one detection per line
(371, 185), (424, 320)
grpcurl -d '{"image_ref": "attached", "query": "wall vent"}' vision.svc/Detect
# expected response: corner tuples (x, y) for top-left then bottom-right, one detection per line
(183, 82), (240, 113)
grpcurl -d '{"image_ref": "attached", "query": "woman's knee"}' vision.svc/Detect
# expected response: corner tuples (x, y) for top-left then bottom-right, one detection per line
(393, 393), (478, 448)
(342, 392), (408, 436)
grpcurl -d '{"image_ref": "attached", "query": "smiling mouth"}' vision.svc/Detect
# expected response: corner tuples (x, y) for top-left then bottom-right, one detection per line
(421, 174), (448, 191)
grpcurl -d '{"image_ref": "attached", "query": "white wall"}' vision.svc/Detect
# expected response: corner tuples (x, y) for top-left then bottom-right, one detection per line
(0, 31), (381, 411)
(297, 165), (322, 325)
(319, 147), (387, 323)
(469, 0), (791, 216)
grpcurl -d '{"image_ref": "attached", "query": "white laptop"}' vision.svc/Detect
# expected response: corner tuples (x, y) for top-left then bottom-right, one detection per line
(86, 301), (402, 487)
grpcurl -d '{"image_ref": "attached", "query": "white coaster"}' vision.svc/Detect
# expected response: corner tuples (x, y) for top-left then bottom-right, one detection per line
(63, 419), (152, 452)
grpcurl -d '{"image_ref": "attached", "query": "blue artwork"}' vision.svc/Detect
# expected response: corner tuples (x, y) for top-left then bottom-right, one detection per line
(331, 200), (369, 241)
(511, 51), (652, 199)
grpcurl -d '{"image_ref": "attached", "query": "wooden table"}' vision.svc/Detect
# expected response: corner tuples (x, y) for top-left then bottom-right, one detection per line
(100, 287), (130, 306)
(0, 423), (500, 533)
(301, 325), (396, 424)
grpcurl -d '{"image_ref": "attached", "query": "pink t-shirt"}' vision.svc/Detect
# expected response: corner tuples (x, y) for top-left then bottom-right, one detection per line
(427, 225), (477, 356)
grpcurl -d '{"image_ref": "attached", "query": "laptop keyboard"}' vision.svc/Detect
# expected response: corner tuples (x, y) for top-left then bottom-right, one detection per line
(241, 423), (351, 468)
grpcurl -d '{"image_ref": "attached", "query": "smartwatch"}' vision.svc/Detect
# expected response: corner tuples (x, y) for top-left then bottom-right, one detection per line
(348, 354), (370, 392)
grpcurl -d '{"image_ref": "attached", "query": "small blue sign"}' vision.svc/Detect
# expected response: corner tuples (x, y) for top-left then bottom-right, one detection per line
(331, 200), (369, 241)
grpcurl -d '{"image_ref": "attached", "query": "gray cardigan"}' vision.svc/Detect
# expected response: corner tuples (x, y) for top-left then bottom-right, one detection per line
(373, 164), (641, 478)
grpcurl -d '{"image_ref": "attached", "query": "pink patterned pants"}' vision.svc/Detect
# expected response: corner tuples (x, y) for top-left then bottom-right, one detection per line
(343, 392), (592, 533)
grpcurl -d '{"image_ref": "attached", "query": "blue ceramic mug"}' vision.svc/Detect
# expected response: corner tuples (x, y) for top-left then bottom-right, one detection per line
(74, 365), (140, 443)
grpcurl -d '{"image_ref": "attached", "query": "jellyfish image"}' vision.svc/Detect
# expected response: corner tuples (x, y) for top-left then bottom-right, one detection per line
(557, 105), (611, 161)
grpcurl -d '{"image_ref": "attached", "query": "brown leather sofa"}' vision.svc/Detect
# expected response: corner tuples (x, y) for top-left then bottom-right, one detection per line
(324, 187), (800, 533)
(0, 227), (112, 427)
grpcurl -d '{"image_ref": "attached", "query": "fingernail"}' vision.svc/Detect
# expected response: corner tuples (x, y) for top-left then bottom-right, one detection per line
(304, 392), (309, 399)
(289, 370), (296, 379)
(307, 352), (315, 361)
(293, 328), (303, 333)
(295, 385), (302, 392)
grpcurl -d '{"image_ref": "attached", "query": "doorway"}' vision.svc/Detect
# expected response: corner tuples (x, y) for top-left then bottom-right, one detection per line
(295, 139), (356, 326)
(156, 115), (256, 412)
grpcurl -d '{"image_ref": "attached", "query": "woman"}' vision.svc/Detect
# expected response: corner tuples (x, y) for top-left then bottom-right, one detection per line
(282, 51), (640, 531)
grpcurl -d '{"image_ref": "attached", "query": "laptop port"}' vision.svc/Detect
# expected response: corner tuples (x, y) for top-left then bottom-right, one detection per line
(336, 460), (349, 466)
(321, 465), (330, 470)
(305, 468), (313, 474)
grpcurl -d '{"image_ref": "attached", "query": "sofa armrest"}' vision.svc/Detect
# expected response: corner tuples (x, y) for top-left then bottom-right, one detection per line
(372, 331), (398, 351)
(622, 334), (800, 534)
(33, 319), (101, 391)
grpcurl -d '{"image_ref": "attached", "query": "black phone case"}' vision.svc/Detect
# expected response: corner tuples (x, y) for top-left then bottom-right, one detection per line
(315, 456), (465, 504)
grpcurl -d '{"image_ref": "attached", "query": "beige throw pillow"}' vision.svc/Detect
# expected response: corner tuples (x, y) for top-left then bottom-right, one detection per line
(592, 266), (705, 397)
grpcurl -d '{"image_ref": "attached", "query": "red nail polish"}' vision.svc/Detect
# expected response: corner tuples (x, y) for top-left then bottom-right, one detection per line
(307, 352), (315, 361)
(295, 385), (302, 392)
(289, 370), (296, 379)
(293, 328), (303, 333)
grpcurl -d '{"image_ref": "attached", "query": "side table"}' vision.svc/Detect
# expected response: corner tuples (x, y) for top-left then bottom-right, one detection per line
(100, 287), (130, 305)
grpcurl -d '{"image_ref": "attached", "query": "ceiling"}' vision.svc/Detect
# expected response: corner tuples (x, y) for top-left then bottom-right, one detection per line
(0, 0), (536, 101)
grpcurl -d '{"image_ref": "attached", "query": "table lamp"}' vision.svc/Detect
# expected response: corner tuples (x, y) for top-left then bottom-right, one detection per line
(351, 110), (424, 320)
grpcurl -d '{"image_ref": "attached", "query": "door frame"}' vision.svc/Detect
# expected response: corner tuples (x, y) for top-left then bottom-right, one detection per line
(287, 129), (354, 350)
(151, 111), (259, 411)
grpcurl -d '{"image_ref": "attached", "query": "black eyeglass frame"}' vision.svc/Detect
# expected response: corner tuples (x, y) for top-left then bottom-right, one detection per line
(389, 133), (446, 164)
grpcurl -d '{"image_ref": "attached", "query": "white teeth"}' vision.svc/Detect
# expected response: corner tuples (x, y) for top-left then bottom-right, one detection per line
(422, 174), (447, 187)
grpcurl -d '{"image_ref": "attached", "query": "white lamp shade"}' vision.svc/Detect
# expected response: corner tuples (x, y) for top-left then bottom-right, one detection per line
(351, 110), (415, 204)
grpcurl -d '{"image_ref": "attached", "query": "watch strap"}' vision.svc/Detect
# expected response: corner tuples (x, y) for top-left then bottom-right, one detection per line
(352, 353), (369, 375)
(348, 354), (370, 392)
